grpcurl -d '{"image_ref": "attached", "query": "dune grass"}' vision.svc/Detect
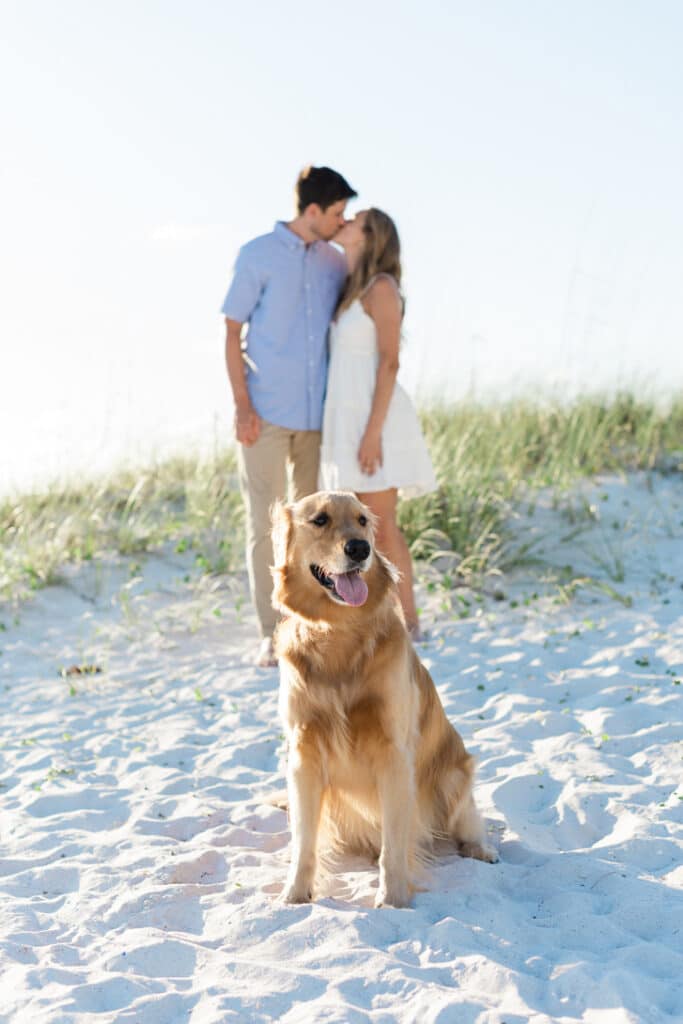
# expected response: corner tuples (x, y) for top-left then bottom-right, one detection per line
(401, 394), (683, 576)
(2, 394), (682, 604)
(0, 451), (244, 602)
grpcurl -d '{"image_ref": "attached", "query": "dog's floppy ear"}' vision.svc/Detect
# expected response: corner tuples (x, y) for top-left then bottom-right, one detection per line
(270, 500), (293, 568)
(361, 503), (380, 539)
(377, 550), (401, 584)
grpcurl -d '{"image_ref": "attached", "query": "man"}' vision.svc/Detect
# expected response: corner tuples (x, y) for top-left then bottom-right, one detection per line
(222, 166), (357, 666)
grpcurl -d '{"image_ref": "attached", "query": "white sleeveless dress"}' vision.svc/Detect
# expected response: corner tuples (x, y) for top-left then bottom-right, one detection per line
(319, 296), (438, 498)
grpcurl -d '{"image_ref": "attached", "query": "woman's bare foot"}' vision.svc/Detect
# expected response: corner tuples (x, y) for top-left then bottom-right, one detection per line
(407, 623), (428, 644)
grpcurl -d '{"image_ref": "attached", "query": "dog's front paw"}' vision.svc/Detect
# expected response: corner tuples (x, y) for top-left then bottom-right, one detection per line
(375, 881), (412, 909)
(280, 883), (312, 904)
(460, 840), (499, 863)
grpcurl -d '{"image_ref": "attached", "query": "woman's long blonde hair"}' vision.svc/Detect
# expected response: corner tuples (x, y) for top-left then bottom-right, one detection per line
(336, 207), (403, 316)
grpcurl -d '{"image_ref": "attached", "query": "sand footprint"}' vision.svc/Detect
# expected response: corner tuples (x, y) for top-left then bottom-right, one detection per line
(164, 849), (226, 884)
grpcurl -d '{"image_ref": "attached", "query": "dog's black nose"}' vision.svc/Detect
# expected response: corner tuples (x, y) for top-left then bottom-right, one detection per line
(344, 538), (370, 563)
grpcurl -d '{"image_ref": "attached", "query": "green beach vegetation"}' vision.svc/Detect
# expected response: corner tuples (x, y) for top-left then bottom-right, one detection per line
(2, 394), (682, 604)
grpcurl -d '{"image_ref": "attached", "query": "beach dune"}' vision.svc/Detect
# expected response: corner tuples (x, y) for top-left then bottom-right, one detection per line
(1, 472), (682, 1023)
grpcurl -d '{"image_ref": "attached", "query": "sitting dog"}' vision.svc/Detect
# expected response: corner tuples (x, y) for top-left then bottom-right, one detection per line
(272, 491), (497, 908)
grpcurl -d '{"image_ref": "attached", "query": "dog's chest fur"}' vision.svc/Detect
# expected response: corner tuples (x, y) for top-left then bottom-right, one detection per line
(278, 628), (417, 791)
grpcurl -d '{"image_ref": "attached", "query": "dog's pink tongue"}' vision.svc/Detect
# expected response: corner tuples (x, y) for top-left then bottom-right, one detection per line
(332, 572), (368, 606)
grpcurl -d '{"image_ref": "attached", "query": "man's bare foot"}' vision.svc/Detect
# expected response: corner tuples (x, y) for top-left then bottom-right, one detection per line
(256, 637), (277, 668)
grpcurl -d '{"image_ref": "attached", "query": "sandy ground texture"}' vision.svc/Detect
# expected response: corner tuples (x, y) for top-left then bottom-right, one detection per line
(1, 473), (682, 1023)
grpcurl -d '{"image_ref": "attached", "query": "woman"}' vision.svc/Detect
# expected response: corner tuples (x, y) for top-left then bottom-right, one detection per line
(320, 208), (437, 640)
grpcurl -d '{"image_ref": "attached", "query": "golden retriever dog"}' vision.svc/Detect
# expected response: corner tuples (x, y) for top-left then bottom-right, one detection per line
(271, 490), (497, 908)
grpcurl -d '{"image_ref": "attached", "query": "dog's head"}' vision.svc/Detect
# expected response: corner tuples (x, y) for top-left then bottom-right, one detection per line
(271, 490), (396, 620)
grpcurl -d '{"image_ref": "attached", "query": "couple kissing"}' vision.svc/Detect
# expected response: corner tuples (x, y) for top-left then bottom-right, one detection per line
(221, 165), (436, 666)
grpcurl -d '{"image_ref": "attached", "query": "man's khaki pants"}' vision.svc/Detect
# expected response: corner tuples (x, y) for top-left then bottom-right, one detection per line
(238, 420), (320, 639)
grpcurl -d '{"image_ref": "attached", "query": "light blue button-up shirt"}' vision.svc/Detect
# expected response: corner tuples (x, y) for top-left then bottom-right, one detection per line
(221, 221), (347, 431)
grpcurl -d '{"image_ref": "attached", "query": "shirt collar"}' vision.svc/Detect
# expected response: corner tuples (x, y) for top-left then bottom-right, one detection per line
(274, 221), (318, 251)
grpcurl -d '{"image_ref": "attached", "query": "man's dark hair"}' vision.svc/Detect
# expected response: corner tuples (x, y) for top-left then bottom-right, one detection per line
(295, 166), (357, 214)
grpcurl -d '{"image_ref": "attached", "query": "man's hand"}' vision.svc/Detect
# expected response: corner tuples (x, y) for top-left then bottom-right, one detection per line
(225, 319), (260, 445)
(235, 403), (261, 446)
(358, 428), (382, 475)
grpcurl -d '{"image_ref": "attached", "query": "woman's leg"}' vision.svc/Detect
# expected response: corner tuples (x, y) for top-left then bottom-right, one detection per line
(355, 488), (419, 633)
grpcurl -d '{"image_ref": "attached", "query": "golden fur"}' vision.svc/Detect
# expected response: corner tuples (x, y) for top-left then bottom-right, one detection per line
(272, 491), (497, 908)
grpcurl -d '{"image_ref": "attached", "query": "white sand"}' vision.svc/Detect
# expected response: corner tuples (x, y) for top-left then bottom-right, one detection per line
(1, 473), (682, 1023)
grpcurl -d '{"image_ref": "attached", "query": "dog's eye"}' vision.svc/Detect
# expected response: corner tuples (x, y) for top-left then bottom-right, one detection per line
(311, 513), (329, 527)
(358, 515), (368, 527)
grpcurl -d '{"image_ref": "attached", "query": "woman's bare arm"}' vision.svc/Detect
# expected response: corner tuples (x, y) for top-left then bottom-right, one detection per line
(357, 276), (402, 474)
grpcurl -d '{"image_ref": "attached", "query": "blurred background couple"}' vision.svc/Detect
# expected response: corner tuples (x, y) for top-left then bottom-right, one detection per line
(222, 166), (437, 666)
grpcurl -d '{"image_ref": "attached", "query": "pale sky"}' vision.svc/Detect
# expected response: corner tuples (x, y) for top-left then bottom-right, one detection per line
(1, 1), (682, 489)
